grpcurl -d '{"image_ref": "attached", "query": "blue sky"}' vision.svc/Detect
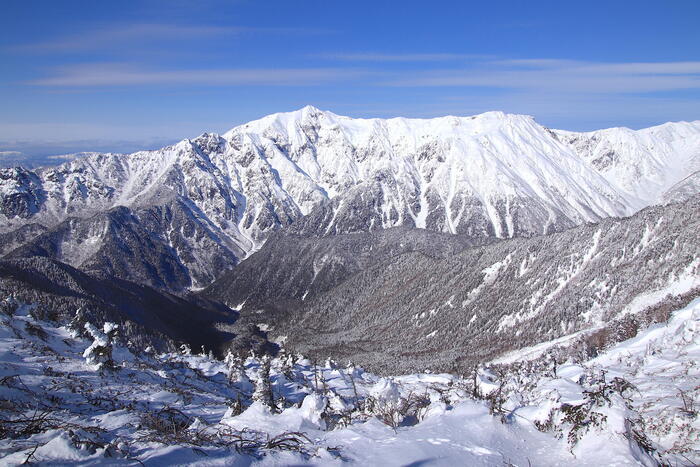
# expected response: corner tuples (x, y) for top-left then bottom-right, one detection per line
(1, 0), (699, 162)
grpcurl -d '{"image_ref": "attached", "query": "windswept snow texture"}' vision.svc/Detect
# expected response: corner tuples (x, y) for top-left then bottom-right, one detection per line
(3, 298), (696, 465)
(2, 107), (698, 291)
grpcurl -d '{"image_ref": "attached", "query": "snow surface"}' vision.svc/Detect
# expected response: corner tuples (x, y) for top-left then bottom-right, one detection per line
(1, 296), (697, 465)
(556, 120), (700, 208)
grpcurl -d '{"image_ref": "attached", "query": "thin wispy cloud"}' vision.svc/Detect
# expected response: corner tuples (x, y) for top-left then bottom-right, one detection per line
(10, 23), (330, 53)
(0, 150), (24, 158)
(25, 58), (700, 95)
(497, 59), (700, 74)
(27, 63), (371, 87)
(384, 59), (700, 93)
(314, 52), (491, 62)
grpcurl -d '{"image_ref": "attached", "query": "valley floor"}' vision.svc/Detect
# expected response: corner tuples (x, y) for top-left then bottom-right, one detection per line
(0, 297), (698, 466)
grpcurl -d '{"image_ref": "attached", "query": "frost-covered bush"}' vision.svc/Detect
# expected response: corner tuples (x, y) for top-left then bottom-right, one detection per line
(362, 379), (430, 429)
(83, 322), (118, 371)
(141, 407), (192, 434)
(533, 370), (636, 450)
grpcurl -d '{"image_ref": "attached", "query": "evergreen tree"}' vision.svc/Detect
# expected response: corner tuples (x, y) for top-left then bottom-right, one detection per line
(68, 307), (88, 338)
(253, 355), (275, 411)
(224, 350), (250, 385)
(0, 296), (19, 316)
(83, 322), (118, 371)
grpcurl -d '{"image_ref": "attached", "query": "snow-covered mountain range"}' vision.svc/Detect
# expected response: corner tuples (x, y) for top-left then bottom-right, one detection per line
(1, 106), (699, 291)
(1, 107), (699, 465)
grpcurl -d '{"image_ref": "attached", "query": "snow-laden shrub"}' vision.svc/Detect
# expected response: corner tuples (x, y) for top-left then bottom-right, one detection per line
(363, 378), (430, 429)
(300, 393), (329, 429)
(83, 322), (118, 371)
(141, 407), (192, 434)
(226, 396), (246, 417)
(533, 369), (636, 450)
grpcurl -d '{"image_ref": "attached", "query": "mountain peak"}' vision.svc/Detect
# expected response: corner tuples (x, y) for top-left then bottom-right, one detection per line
(299, 104), (323, 114)
(224, 107), (544, 138)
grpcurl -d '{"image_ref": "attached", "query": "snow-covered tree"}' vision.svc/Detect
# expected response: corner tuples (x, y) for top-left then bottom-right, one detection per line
(83, 322), (118, 371)
(180, 343), (192, 355)
(280, 352), (297, 380)
(224, 350), (250, 385)
(68, 307), (88, 338)
(346, 362), (360, 401)
(0, 296), (19, 316)
(253, 355), (275, 411)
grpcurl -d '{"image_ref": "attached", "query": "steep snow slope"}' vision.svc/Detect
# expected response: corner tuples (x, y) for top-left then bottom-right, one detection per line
(661, 170), (700, 204)
(225, 107), (630, 238)
(556, 120), (700, 208)
(5, 203), (246, 292)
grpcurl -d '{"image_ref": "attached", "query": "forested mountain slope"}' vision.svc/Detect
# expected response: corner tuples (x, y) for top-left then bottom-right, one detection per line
(206, 195), (700, 374)
(0, 256), (236, 353)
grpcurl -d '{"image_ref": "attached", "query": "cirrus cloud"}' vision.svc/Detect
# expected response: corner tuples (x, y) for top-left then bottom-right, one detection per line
(8, 23), (333, 54)
(383, 59), (700, 93)
(27, 63), (372, 87)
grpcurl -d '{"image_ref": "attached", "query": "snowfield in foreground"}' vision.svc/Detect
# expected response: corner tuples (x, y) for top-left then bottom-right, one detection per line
(0, 297), (698, 466)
